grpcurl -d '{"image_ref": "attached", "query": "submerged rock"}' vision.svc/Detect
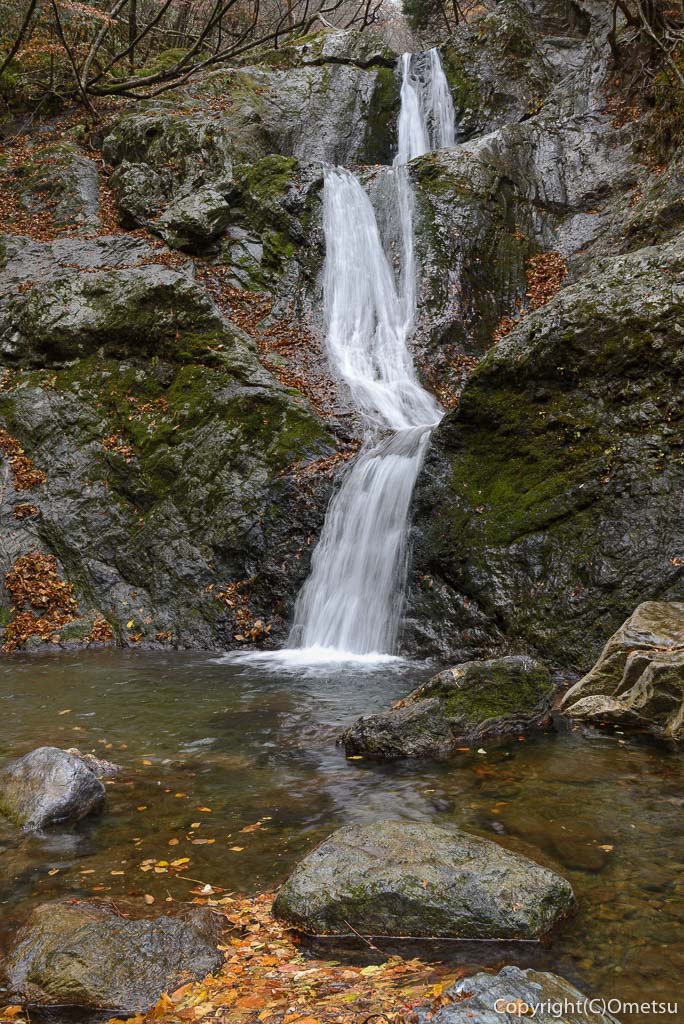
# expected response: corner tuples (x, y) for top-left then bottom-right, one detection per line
(415, 966), (621, 1023)
(64, 749), (122, 777)
(272, 820), (574, 939)
(562, 602), (684, 740)
(342, 656), (553, 758)
(0, 747), (105, 830)
(3, 899), (222, 1011)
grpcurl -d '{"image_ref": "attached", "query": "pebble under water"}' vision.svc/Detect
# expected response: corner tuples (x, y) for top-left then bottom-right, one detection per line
(1, 651), (682, 1023)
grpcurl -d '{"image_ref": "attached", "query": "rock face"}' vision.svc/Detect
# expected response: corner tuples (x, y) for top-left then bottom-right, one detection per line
(3, 899), (222, 1011)
(342, 656), (553, 758)
(0, 234), (335, 651)
(272, 821), (574, 939)
(562, 602), (684, 739)
(408, 236), (684, 668)
(415, 966), (621, 1024)
(0, 747), (105, 830)
(6, 141), (101, 235)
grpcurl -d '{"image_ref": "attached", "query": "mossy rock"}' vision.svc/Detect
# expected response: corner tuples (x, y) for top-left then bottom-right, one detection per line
(342, 656), (553, 758)
(408, 236), (684, 669)
(273, 820), (574, 939)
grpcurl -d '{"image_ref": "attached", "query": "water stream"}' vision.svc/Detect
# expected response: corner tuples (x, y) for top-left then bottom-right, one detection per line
(1, 652), (682, 1024)
(286, 51), (454, 661)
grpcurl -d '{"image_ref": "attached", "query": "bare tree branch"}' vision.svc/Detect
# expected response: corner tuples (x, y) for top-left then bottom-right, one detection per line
(0, 0), (40, 78)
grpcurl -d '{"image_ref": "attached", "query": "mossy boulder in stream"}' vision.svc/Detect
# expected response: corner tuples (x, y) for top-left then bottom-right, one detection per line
(0, 747), (105, 830)
(273, 820), (574, 939)
(3, 899), (221, 1011)
(562, 602), (684, 740)
(342, 656), (553, 758)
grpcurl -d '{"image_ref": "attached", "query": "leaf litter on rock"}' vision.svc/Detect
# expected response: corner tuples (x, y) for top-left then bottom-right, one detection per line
(100, 893), (466, 1024)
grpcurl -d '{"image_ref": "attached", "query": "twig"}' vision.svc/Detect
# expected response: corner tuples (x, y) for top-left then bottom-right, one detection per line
(343, 918), (383, 952)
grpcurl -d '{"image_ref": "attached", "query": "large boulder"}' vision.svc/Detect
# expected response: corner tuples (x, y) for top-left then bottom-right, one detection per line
(415, 966), (621, 1024)
(156, 185), (232, 251)
(0, 747), (105, 830)
(3, 899), (222, 1012)
(272, 820), (574, 940)
(562, 602), (684, 739)
(342, 656), (554, 758)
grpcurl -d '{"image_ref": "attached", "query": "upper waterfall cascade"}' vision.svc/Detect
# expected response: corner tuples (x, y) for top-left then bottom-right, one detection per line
(284, 49), (457, 662)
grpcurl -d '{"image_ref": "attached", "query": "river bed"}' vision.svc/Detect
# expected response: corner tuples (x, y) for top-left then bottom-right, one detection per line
(1, 650), (682, 1022)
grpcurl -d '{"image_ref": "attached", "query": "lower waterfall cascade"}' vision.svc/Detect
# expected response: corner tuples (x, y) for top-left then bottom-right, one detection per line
(284, 49), (456, 662)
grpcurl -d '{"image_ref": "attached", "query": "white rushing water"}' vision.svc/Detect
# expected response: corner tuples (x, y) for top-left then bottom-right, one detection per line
(223, 49), (456, 668)
(283, 49), (456, 663)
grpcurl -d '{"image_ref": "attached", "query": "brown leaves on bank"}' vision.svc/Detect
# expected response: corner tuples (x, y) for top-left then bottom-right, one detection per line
(106, 894), (461, 1024)
(0, 428), (47, 490)
(492, 250), (568, 342)
(525, 252), (567, 311)
(2, 551), (79, 653)
(215, 579), (273, 643)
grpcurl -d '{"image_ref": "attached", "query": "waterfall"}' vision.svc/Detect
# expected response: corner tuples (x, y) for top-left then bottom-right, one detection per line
(426, 48), (456, 151)
(285, 49), (456, 661)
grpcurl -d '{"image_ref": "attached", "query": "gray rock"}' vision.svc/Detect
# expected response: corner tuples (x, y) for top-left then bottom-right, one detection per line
(0, 747), (105, 830)
(272, 820), (574, 939)
(342, 656), (553, 758)
(562, 602), (684, 739)
(408, 236), (684, 669)
(64, 749), (122, 777)
(157, 185), (231, 250)
(0, 234), (335, 654)
(12, 141), (101, 235)
(415, 966), (621, 1023)
(3, 899), (222, 1011)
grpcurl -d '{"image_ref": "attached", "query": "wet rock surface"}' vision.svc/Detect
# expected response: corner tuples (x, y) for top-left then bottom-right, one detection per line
(0, 747), (105, 830)
(414, 966), (621, 1023)
(0, 233), (335, 651)
(562, 602), (684, 739)
(272, 820), (574, 939)
(408, 237), (684, 668)
(2, 899), (222, 1011)
(342, 656), (554, 757)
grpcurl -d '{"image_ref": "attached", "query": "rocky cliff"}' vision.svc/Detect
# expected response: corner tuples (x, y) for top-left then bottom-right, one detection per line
(0, 0), (681, 661)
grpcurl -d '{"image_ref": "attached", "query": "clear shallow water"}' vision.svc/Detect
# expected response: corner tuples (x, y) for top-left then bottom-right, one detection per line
(1, 651), (682, 1022)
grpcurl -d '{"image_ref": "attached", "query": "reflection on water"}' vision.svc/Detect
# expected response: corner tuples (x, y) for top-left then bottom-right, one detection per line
(1, 650), (682, 1023)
